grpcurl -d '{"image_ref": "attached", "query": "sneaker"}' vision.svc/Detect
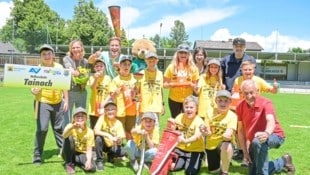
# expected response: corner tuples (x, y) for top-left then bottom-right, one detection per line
(219, 171), (228, 175)
(96, 161), (104, 171)
(65, 163), (75, 174)
(33, 155), (42, 165)
(232, 149), (243, 160)
(130, 160), (139, 172)
(240, 159), (249, 167)
(210, 168), (220, 174)
(282, 154), (295, 175)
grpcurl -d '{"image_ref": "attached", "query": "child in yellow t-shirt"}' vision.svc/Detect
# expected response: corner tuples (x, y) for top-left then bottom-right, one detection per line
(88, 59), (111, 129)
(125, 112), (160, 172)
(109, 55), (137, 140)
(138, 52), (165, 125)
(194, 59), (225, 120)
(62, 107), (96, 174)
(167, 95), (205, 174)
(94, 101), (126, 170)
(200, 90), (237, 174)
(231, 60), (278, 110)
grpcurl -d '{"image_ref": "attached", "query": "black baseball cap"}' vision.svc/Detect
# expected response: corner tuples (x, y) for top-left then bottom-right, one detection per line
(233, 37), (246, 45)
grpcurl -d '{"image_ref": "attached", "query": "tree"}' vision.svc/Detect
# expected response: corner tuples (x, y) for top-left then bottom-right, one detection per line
(288, 47), (305, 53)
(0, 0), (64, 53)
(65, 0), (113, 46)
(169, 20), (189, 48)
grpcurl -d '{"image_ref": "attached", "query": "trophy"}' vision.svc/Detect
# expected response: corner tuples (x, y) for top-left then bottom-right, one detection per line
(108, 6), (121, 37)
(133, 72), (144, 102)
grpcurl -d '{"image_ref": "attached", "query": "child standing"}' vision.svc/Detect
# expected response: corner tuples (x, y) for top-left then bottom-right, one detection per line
(88, 59), (111, 129)
(109, 55), (137, 140)
(194, 59), (224, 119)
(138, 52), (164, 125)
(163, 44), (199, 118)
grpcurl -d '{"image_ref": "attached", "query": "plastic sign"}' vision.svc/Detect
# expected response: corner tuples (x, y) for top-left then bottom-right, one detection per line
(3, 64), (71, 90)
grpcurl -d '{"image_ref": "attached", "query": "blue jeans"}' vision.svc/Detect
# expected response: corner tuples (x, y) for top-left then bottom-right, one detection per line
(248, 134), (285, 175)
(125, 140), (157, 163)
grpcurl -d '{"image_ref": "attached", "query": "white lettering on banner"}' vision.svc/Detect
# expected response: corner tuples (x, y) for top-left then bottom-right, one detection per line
(262, 66), (286, 75)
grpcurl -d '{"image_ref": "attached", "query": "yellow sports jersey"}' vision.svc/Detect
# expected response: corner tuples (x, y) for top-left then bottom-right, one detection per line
(206, 110), (237, 150)
(94, 115), (126, 139)
(35, 62), (64, 104)
(139, 69), (163, 113)
(69, 127), (94, 153)
(233, 75), (273, 98)
(175, 113), (205, 152)
(88, 75), (111, 116)
(109, 74), (137, 117)
(164, 64), (199, 103)
(197, 75), (221, 119)
(132, 125), (160, 149)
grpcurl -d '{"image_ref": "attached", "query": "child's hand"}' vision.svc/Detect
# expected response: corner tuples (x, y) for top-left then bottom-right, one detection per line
(31, 87), (41, 95)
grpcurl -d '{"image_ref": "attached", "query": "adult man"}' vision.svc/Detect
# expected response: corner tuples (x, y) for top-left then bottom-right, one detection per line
(221, 37), (257, 92)
(31, 44), (68, 165)
(236, 79), (295, 175)
(88, 37), (124, 78)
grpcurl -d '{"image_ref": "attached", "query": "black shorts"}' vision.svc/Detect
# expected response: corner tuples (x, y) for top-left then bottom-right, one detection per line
(205, 141), (233, 171)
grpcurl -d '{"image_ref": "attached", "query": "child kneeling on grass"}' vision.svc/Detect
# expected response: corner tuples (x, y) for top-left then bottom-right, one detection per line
(62, 107), (96, 174)
(125, 112), (159, 172)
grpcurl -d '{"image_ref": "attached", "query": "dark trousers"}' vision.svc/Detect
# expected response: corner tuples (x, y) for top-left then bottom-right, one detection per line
(33, 101), (64, 157)
(168, 98), (183, 118)
(62, 137), (96, 172)
(172, 148), (204, 175)
(95, 136), (125, 162)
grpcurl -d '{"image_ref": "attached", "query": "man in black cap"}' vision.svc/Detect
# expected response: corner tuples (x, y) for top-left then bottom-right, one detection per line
(221, 37), (257, 92)
(220, 37), (257, 163)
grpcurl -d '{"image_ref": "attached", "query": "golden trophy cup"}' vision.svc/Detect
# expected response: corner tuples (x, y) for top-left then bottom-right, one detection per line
(133, 72), (144, 102)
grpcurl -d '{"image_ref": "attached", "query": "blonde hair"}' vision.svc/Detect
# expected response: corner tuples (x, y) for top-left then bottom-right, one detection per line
(68, 39), (85, 58)
(109, 37), (121, 46)
(183, 95), (199, 107)
(171, 51), (196, 75)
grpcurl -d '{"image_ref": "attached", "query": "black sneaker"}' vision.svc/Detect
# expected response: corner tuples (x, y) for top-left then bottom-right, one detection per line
(96, 161), (104, 171)
(33, 156), (42, 165)
(232, 149), (243, 160)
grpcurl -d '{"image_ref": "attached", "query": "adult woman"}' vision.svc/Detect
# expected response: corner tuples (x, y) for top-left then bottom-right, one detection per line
(63, 39), (88, 128)
(163, 44), (199, 118)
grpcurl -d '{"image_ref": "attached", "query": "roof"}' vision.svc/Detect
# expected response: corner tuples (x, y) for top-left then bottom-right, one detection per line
(193, 40), (264, 51)
(0, 42), (20, 54)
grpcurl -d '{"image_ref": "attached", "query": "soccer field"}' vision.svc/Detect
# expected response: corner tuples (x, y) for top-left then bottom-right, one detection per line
(0, 86), (309, 174)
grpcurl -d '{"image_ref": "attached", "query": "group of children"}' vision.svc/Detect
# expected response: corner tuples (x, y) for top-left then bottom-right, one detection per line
(32, 40), (285, 175)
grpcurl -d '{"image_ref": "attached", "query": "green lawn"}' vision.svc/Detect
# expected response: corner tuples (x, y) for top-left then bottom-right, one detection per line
(0, 86), (309, 175)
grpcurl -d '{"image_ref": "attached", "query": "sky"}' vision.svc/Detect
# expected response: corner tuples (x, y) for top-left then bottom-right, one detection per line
(0, 0), (310, 52)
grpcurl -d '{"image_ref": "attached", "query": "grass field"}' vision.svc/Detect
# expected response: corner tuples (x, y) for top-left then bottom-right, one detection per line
(0, 86), (309, 175)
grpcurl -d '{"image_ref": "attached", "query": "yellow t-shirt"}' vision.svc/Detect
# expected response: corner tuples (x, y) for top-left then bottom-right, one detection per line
(109, 74), (136, 117)
(197, 74), (221, 119)
(139, 69), (163, 113)
(232, 75), (273, 102)
(69, 127), (95, 153)
(132, 125), (160, 149)
(175, 113), (205, 152)
(206, 110), (237, 150)
(35, 62), (64, 104)
(88, 75), (111, 116)
(164, 64), (199, 103)
(94, 115), (126, 139)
